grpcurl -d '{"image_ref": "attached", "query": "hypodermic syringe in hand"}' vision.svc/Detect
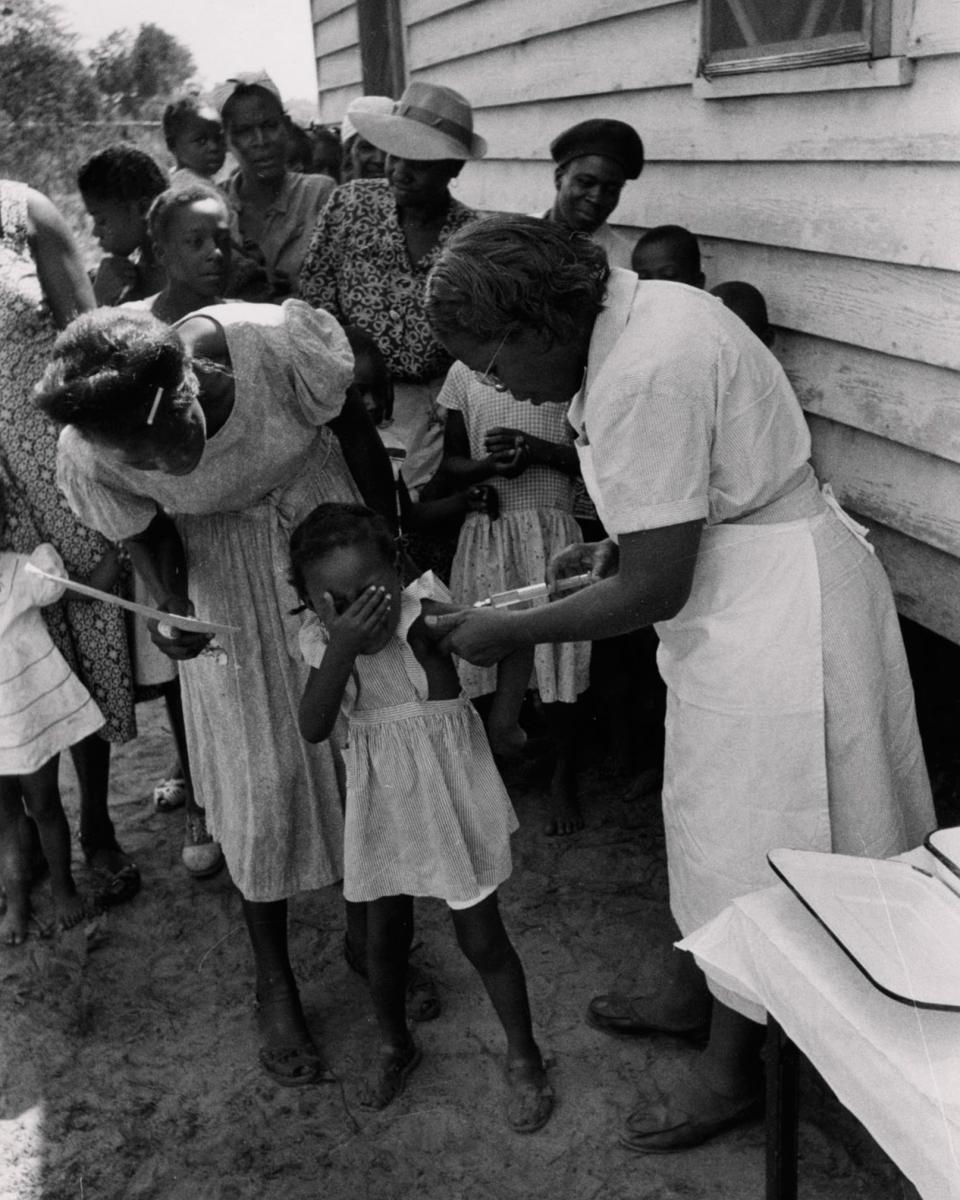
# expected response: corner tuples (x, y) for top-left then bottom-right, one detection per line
(473, 572), (594, 609)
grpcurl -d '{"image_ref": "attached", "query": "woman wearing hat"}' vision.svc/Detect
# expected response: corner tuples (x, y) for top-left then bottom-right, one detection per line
(424, 216), (933, 1153)
(542, 118), (644, 271)
(214, 71), (335, 300)
(299, 81), (485, 497)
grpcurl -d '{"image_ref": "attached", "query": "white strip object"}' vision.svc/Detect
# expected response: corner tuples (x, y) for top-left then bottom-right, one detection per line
(24, 563), (239, 635)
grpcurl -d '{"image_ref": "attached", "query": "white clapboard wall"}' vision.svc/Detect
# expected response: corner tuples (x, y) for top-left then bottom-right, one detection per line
(312, 0), (960, 642)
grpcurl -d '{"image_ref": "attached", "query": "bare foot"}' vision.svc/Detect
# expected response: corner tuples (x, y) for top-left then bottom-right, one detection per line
(255, 986), (334, 1087)
(0, 894), (29, 945)
(544, 758), (583, 836)
(54, 890), (91, 933)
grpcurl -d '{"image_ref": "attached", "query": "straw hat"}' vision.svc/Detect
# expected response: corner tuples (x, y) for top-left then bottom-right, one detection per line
(349, 81), (486, 161)
(341, 95), (394, 145)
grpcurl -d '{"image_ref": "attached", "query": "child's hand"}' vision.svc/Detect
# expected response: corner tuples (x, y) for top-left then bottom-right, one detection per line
(323, 586), (392, 656)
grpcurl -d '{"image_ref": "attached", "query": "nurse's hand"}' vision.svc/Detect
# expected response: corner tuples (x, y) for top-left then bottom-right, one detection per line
(424, 607), (517, 666)
(546, 538), (619, 592)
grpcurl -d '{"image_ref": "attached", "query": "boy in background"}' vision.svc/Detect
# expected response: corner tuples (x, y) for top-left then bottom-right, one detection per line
(631, 224), (704, 288)
(78, 145), (166, 306)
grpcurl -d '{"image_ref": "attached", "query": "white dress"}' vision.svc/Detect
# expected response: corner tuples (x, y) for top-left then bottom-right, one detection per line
(299, 573), (518, 904)
(0, 545), (104, 774)
(440, 362), (590, 704)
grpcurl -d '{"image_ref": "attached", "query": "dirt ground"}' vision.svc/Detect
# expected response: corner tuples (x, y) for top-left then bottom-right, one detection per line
(0, 679), (945, 1200)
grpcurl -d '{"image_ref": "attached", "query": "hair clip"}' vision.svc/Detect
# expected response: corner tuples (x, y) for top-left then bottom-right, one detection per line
(146, 386), (163, 426)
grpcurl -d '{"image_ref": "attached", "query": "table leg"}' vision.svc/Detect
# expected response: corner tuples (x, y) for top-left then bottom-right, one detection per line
(765, 1016), (799, 1200)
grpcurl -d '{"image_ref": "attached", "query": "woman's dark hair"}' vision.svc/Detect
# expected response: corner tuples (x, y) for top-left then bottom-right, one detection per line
(289, 502), (396, 603)
(426, 214), (609, 344)
(34, 309), (189, 440)
(147, 184), (229, 248)
(77, 145), (167, 205)
(163, 95), (219, 150)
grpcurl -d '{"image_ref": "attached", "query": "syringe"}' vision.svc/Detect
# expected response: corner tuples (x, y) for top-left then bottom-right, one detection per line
(473, 572), (594, 609)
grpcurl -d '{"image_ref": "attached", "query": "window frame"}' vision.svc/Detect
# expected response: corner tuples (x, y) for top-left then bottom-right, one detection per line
(699, 0), (893, 79)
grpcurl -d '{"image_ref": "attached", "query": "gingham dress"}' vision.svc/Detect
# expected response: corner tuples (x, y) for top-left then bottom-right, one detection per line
(440, 362), (590, 703)
(299, 573), (518, 904)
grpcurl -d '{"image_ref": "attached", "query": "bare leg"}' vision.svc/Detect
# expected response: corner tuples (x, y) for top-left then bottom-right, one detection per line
(487, 646), (534, 759)
(542, 700), (582, 837)
(0, 778), (30, 945)
(359, 894), (420, 1108)
(73, 734), (126, 871)
(166, 680), (223, 877)
(451, 892), (553, 1132)
(243, 896), (331, 1085)
(19, 757), (88, 930)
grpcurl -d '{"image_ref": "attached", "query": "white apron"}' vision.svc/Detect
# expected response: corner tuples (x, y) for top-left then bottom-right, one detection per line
(575, 441), (866, 937)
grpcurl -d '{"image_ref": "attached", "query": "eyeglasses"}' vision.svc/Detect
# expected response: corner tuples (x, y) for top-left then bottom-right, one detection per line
(472, 331), (510, 392)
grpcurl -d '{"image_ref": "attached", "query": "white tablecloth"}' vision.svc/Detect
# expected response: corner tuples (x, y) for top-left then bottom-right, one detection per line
(679, 848), (960, 1200)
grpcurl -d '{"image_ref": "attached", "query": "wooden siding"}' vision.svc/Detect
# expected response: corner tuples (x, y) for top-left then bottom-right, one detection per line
(314, 0), (960, 640)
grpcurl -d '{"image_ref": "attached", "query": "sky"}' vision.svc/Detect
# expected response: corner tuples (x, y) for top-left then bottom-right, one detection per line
(56, 0), (320, 111)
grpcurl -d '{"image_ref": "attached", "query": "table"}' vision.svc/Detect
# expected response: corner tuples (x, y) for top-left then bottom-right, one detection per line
(679, 847), (960, 1200)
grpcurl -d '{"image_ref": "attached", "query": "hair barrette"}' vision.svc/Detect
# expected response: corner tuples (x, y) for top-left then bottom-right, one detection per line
(145, 386), (163, 425)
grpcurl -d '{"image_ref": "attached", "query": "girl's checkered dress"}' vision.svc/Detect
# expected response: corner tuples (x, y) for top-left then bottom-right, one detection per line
(299, 574), (518, 904)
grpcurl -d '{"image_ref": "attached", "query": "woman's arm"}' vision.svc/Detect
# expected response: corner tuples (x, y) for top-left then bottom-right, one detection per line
(26, 188), (95, 328)
(122, 511), (210, 659)
(327, 386), (397, 528)
(428, 519), (703, 663)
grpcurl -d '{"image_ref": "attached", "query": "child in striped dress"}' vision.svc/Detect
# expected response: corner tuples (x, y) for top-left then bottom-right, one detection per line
(0, 536), (107, 944)
(291, 502), (553, 1133)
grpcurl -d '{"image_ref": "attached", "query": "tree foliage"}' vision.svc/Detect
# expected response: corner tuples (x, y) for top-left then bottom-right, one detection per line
(0, 0), (101, 123)
(91, 22), (196, 117)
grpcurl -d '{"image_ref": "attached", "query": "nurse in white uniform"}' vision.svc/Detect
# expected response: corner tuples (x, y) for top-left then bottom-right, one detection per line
(424, 215), (934, 1154)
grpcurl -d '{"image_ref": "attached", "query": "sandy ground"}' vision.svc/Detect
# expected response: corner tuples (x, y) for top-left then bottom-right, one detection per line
(0, 698), (926, 1200)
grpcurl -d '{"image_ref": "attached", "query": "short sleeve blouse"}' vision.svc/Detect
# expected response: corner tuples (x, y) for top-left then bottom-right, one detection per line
(568, 273), (811, 535)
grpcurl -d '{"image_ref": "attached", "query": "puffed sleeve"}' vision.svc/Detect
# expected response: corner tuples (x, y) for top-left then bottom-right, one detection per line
(282, 299), (354, 427)
(298, 185), (343, 317)
(436, 361), (470, 413)
(57, 427), (159, 541)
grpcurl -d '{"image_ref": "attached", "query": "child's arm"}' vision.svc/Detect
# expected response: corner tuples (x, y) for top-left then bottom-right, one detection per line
(327, 387), (397, 532)
(299, 585), (393, 741)
(483, 426), (579, 476)
(122, 511), (211, 660)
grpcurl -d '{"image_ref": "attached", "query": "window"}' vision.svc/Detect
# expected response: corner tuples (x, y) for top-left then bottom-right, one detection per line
(700, 0), (893, 77)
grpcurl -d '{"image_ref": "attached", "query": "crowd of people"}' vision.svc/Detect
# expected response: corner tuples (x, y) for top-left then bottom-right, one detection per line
(0, 69), (936, 1152)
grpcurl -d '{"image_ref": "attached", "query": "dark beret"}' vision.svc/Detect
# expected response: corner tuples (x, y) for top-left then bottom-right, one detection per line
(549, 119), (644, 180)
